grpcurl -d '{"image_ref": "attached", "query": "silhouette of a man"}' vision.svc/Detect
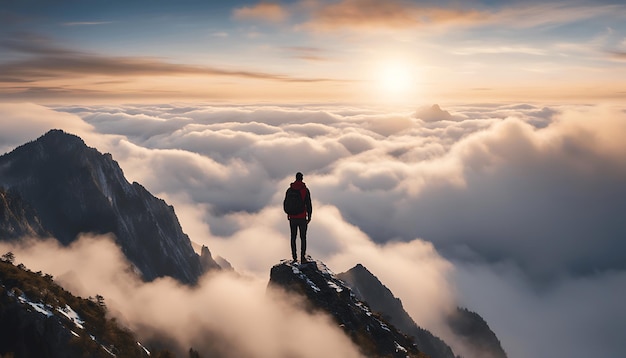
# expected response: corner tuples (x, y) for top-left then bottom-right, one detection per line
(285, 172), (312, 263)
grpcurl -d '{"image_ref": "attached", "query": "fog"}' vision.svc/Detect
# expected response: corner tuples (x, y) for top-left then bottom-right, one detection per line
(0, 236), (364, 358)
(1, 101), (625, 357)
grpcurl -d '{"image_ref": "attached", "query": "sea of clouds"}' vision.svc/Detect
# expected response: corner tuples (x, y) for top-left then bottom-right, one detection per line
(1, 101), (625, 358)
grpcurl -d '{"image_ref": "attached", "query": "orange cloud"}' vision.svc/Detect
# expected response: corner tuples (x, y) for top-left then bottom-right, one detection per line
(0, 35), (350, 102)
(611, 51), (626, 61)
(301, 0), (489, 31)
(233, 2), (289, 23)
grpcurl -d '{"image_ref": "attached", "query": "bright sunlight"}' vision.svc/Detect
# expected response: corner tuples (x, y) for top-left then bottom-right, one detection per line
(371, 59), (421, 106)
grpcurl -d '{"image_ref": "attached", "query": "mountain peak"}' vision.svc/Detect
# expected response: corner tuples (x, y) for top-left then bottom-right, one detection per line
(0, 130), (207, 284)
(22, 129), (88, 157)
(40, 129), (85, 144)
(268, 259), (427, 358)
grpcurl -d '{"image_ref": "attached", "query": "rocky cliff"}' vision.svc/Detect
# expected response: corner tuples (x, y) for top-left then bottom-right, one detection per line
(0, 130), (220, 284)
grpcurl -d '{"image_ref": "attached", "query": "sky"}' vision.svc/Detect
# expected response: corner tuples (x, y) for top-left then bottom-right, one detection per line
(1, 0), (626, 104)
(1, 1), (626, 358)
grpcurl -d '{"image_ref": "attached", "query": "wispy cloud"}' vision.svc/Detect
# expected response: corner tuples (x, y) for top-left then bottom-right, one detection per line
(61, 21), (114, 26)
(0, 48), (328, 83)
(239, 0), (624, 33)
(233, 2), (289, 23)
(284, 46), (333, 61)
(299, 0), (489, 31)
(452, 46), (547, 56)
(0, 33), (342, 99)
(0, 54), (332, 82)
(610, 51), (626, 61)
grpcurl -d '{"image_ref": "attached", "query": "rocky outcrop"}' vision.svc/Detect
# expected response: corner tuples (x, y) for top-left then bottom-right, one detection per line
(338, 264), (458, 358)
(199, 245), (222, 272)
(0, 130), (209, 284)
(268, 259), (428, 358)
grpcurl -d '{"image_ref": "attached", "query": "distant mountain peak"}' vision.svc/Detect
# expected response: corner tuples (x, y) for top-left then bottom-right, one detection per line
(268, 258), (427, 358)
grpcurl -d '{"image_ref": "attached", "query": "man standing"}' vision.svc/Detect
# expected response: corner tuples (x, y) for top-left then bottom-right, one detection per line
(284, 172), (312, 263)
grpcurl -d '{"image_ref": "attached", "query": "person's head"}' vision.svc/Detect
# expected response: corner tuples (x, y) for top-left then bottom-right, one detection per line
(296, 172), (303, 181)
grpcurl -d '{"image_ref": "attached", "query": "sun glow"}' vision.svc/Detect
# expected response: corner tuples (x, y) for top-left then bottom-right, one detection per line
(370, 59), (421, 106)
(380, 65), (413, 94)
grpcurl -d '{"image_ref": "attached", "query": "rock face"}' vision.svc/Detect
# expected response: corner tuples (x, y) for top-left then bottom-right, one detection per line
(0, 129), (216, 284)
(338, 264), (508, 358)
(338, 264), (458, 358)
(268, 259), (428, 358)
(0, 188), (50, 239)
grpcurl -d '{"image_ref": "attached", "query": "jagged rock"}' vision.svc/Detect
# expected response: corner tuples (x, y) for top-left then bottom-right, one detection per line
(338, 264), (458, 358)
(214, 256), (233, 271)
(339, 264), (508, 358)
(199, 245), (222, 272)
(268, 259), (428, 358)
(446, 308), (507, 358)
(0, 130), (207, 284)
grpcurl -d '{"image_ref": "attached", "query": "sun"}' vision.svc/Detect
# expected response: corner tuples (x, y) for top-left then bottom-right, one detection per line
(372, 59), (420, 105)
(379, 65), (413, 94)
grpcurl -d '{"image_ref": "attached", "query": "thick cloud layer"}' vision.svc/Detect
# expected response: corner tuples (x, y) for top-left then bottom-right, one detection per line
(0, 101), (625, 358)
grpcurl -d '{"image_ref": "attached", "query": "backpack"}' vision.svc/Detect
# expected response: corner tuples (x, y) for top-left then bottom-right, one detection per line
(283, 188), (305, 215)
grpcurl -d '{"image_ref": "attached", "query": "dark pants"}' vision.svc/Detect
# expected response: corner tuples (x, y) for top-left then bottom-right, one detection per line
(289, 218), (308, 260)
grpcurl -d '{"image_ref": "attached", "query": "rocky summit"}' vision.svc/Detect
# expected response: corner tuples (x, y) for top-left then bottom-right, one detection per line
(268, 259), (428, 358)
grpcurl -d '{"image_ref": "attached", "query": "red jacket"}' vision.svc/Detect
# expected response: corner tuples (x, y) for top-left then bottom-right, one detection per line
(288, 180), (312, 220)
